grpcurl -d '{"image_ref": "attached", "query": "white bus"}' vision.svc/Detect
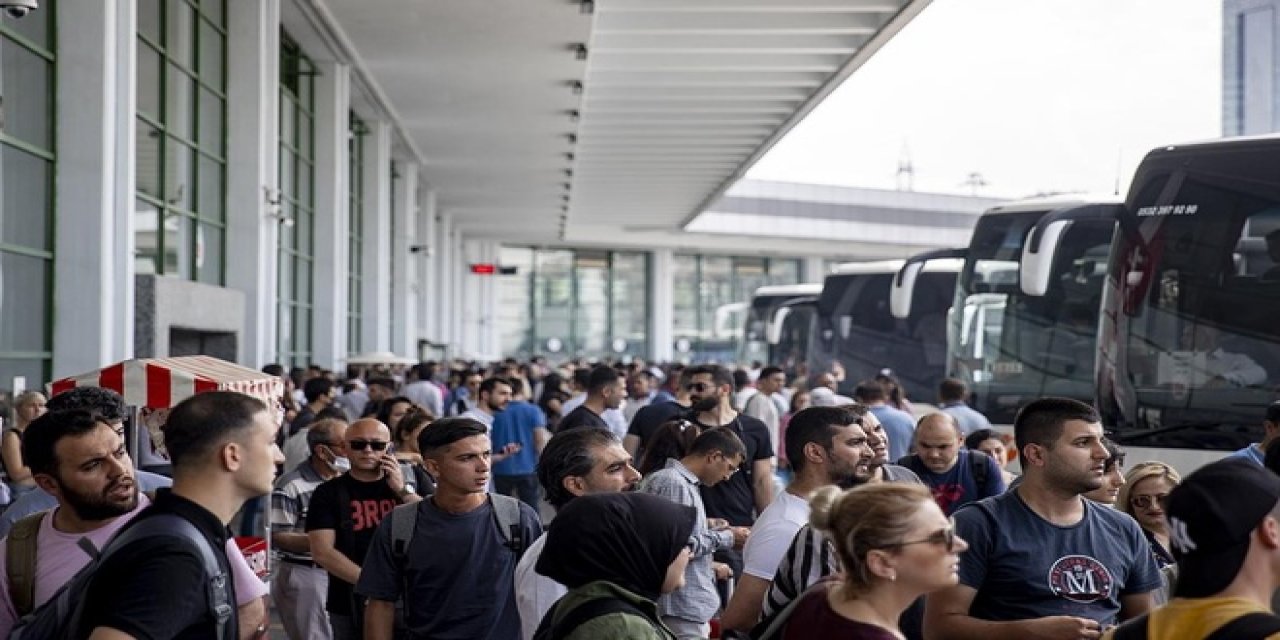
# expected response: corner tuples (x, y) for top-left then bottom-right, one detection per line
(736, 284), (822, 367)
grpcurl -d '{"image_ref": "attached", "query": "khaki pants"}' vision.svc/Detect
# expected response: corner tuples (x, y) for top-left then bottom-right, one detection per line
(271, 561), (333, 640)
(662, 616), (710, 640)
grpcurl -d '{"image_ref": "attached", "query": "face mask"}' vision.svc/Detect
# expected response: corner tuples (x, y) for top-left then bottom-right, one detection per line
(330, 452), (351, 473)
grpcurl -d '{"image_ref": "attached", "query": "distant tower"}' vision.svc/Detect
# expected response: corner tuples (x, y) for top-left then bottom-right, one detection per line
(961, 172), (989, 196)
(896, 142), (915, 191)
(1223, 0), (1280, 135)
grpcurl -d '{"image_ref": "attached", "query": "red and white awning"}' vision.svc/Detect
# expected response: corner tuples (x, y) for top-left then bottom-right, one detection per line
(47, 356), (284, 409)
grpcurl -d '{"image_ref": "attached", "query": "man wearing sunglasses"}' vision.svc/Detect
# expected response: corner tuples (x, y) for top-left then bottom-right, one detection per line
(306, 418), (423, 639)
(925, 397), (1161, 640)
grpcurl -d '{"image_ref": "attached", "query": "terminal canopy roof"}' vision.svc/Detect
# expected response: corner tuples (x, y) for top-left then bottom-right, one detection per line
(305, 0), (932, 254)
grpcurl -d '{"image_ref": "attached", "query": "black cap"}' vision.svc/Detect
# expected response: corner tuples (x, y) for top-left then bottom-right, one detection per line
(1166, 458), (1280, 597)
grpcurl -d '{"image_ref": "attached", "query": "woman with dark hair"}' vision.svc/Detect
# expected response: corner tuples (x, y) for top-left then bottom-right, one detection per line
(535, 492), (695, 639)
(1083, 438), (1126, 506)
(393, 409), (434, 466)
(636, 419), (702, 476)
(963, 428), (1017, 488)
(538, 372), (571, 431)
(375, 395), (418, 434)
(875, 371), (914, 415)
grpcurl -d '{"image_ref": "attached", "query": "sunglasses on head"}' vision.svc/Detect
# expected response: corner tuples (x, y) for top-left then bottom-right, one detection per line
(348, 439), (390, 452)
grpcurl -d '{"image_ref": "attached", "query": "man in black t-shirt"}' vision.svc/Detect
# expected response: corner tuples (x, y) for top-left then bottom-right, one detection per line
(77, 391), (284, 640)
(307, 418), (422, 640)
(624, 368), (692, 459)
(557, 366), (624, 433)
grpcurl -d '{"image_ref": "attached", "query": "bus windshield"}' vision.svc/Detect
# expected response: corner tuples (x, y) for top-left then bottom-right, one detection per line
(1101, 142), (1280, 452)
(772, 299), (816, 377)
(813, 267), (954, 401)
(952, 209), (1113, 424)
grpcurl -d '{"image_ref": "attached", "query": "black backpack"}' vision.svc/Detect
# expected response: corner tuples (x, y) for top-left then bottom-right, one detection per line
(10, 513), (235, 639)
(898, 449), (991, 495)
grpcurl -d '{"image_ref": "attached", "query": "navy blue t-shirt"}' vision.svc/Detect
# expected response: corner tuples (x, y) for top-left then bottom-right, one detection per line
(355, 496), (542, 640)
(954, 489), (1162, 626)
(900, 450), (1006, 515)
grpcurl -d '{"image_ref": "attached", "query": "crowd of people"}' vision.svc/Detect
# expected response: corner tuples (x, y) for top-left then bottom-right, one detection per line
(0, 357), (1278, 639)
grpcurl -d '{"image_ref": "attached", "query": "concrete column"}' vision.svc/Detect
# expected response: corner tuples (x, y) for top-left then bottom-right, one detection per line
(460, 239), (480, 356)
(224, 0), (280, 367)
(309, 61), (350, 371)
(360, 122), (393, 352)
(416, 189), (437, 346)
(802, 257), (827, 283)
(391, 161), (418, 357)
(649, 249), (674, 362)
(435, 213), (454, 354)
(481, 241), (501, 358)
(52, 0), (134, 376)
(449, 226), (465, 354)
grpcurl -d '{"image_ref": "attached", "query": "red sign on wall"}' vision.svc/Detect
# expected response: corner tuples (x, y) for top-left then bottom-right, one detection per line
(470, 263), (496, 275)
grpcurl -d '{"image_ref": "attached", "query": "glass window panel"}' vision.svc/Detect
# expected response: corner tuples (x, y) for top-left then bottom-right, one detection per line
(699, 256), (734, 361)
(165, 0), (196, 70)
(277, 300), (292, 345)
(163, 213), (193, 279)
(197, 19), (224, 87)
(165, 64), (196, 142)
(277, 251), (293, 303)
(279, 93), (295, 145)
(279, 150), (295, 199)
(196, 154), (223, 222)
(533, 250), (573, 355)
(165, 140), (196, 213)
(296, 258), (312, 306)
(295, 209), (312, 257)
(0, 250), (49, 351)
(134, 198), (160, 275)
(294, 304), (311, 356)
(198, 87), (224, 152)
(498, 247), (534, 357)
(136, 42), (163, 120)
(0, 146), (51, 251)
(135, 119), (163, 198)
(574, 252), (608, 356)
(200, 0), (224, 28)
(672, 254), (699, 338)
(768, 258), (801, 285)
(278, 201), (295, 250)
(610, 252), (649, 357)
(297, 161), (313, 209)
(1, 39), (51, 150)
(3, 0), (52, 52)
(196, 223), (222, 285)
(137, 0), (162, 45)
(297, 114), (313, 160)
(0, 359), (48, 400)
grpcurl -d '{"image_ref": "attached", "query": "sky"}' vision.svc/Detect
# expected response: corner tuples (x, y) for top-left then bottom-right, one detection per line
(747, 0), (1224, 199)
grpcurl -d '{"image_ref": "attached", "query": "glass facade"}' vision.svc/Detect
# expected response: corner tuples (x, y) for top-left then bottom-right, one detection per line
(276, 35), (316, 367)
(0, 2), (55, 388)
(672, 254), (802, 362)
(498, 247), (651, 360)
(347, 112), (366, 354)
(135, 0), (228, 283)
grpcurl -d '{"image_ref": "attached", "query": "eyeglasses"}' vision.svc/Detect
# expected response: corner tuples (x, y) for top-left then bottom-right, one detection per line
(882, 520), (958, 552)
(1131, 494), (1169, 510)
(348, 440), (390, 452)
(685, 382), (712, 392)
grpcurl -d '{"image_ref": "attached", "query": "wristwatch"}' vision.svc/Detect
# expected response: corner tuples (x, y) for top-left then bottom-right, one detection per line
(399, 484), (416, 498)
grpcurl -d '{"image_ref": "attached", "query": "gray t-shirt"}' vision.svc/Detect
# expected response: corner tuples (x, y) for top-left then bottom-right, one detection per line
(355, 497), (543, 639)
(955, 490), (1161, 625)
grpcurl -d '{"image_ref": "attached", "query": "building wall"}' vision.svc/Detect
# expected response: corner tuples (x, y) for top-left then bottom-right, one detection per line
(1224, 0), (1280, 135)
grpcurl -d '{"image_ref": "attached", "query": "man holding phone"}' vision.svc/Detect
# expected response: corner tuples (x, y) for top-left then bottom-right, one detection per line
(306, 418), (422, 639)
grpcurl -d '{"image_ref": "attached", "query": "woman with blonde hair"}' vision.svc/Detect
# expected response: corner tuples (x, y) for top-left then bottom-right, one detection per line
(778, 483), (968, 639)
(1116, 460), (1181, 603)
(2, 391), (46, 498)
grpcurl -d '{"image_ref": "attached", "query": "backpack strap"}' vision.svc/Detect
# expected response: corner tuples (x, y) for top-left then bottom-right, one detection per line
(389, 502), (419, 563)
(534, 596), (649, 640)
(969, 449), (990, 495)
(489, 493), (525, 555)
(1110, 612), (1149, 640)
(1204, 611), (1280, 640)
(6, 511), (44, 616)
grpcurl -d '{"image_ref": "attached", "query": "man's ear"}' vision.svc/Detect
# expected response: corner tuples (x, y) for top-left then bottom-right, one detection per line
(221, 441), (243, 472)
(1022, 442), (1047, 468)
(32, 472), (59, 496)
(423, 455), (440, 478)
(803, 441), (826, 466)
(563, 475), (587, 497)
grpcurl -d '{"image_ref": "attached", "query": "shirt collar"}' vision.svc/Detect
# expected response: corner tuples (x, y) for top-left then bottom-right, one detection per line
(666, 458), (700, 485)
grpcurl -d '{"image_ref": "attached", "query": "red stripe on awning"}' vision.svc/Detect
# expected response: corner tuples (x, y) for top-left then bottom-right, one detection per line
(145, 363), (171, 408)
(49, 379), (75, 397)
(100, 363), (125, 395)
(193, 377), (218, 395)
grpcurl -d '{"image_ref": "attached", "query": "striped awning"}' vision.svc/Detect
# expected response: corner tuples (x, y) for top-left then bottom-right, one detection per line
(47, 356), (284, 410)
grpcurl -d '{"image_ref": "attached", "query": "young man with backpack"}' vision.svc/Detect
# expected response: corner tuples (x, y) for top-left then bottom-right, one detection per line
(1104, 458), (1280, 640)
(897, 413), (1005, 515)
(306, 417), (423, 639)
(357, 417), (542, 640)
(74, 390), (284, 639)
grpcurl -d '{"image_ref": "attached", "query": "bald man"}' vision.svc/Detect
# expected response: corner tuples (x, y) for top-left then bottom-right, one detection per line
(897, 413), (1006, 515)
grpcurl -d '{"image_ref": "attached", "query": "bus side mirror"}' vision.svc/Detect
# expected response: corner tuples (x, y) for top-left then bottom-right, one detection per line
(766, 307), (793, 344)
(1021, 219), (1071, 297)
(891, 262), (924, 319)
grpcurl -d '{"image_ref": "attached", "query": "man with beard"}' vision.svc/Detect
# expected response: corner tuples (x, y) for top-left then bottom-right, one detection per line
(307, 418), (422, 639)
(0, 408), (269, 638)
(557, 366), (625, 435)
(924, 397), (1161, 640)
(461, 377), (512, 432)
(897, 413), (1005, 515)
(720, 406), (874, 632)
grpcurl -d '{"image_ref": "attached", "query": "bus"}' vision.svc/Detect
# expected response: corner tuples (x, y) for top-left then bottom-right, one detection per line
(736, 284), (822, 366)
(1026, 135), (1280, 471)
(768, 295), (819, 377)
(809, 260), (959, 402)
(893, 197), (1119, 425)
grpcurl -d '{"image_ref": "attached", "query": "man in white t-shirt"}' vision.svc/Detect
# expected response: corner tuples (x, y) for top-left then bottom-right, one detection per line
(514, 428), (642, 640)
(720, 405), (875, 632)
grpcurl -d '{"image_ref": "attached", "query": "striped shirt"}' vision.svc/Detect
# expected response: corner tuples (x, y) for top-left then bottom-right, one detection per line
(270, 460), (326, 563)
(638, 458), (734, 624)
